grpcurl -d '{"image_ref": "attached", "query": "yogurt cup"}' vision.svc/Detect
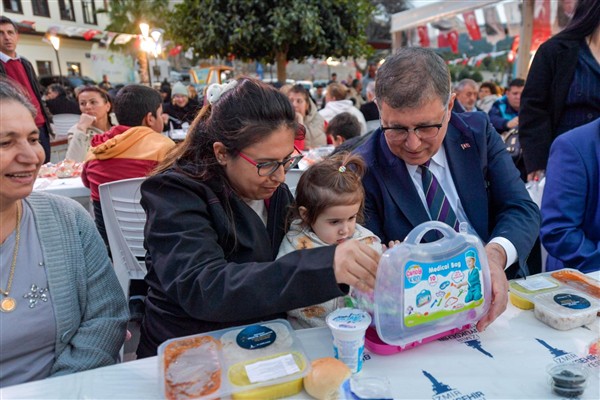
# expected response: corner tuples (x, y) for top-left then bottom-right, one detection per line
(326, 308), (372, 374)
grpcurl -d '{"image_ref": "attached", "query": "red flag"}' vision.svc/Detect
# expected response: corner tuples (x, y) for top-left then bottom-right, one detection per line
(532, 0), (551, 52)
(417, 25), (430, 47)
(83, 29), (101, 41)
(168, 45), (182, 57)
(462, 11), (481, 41)
(438, 30), (459, 53)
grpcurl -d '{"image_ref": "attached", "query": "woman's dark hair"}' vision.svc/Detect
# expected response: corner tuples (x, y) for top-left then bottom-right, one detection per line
(479, 81), (499, 96)
(47, 83), (67, 97)
(154, 77), (296, 182)
(288, 84), (313, 115)
(558, 0), (600, 39)
(0, 76), (37, 118)
(77, 85), (112, 113)
(293, 152), (366, 227)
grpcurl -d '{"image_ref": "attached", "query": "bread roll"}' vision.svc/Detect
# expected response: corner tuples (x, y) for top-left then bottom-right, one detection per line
(303, 357), (351, 400)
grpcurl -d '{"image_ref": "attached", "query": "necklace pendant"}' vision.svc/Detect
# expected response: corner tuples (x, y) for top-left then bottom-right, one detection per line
(0, 297), (16, 312)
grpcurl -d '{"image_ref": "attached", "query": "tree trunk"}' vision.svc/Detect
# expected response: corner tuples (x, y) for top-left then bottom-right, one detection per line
(138, 51), (149, 85)
(276, 51), (287, 85)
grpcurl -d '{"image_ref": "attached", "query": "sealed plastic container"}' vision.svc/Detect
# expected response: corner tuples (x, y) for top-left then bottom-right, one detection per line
(509, 273), (562, 310)
(373, 221), (491, 349)
(547, 363), (590, 398)
(326, 308), (371, 374)
(533, 289), (599, 330)
(159, 319), (310, 400)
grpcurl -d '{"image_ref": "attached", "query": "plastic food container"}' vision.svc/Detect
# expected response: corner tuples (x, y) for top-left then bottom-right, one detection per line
(371, 221), (491, 351)
(158, 319), (310, 400)
(533, 289), (599, 330)
(547, 363), (590, 398)
(326, 308), (371, 374)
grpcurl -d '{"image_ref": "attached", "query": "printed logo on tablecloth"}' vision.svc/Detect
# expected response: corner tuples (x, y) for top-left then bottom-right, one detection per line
(536, 338), (599, 367)
(423, 370), (487, 400)
(438, 327), (493, 358)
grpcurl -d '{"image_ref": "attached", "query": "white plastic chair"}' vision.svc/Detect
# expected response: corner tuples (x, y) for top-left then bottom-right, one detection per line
(50, 113), (80, 136)
(99, 177), (147, 298)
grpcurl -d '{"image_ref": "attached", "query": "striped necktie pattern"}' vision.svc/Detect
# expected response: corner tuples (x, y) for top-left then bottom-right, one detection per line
(420, 160), (460, 231)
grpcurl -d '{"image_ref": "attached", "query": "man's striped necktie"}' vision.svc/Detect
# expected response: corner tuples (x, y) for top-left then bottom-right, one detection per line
(420, 160), (460, 231)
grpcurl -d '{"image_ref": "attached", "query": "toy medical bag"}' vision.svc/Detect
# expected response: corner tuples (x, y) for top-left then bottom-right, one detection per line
(366, 221), (492, 355)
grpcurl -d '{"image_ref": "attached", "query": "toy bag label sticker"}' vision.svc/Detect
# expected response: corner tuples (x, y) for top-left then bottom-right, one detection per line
(244, 353), (300, 384)
(404, 248), (484, 327)
(236, 324), (276, 350)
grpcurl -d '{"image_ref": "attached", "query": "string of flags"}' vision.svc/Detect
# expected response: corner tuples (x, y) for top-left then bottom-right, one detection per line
(407, 0), (570, 56)
(16, 20), (187, 58)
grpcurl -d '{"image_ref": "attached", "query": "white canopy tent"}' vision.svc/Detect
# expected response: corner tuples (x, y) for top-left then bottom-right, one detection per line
(390, 0), (535, 79)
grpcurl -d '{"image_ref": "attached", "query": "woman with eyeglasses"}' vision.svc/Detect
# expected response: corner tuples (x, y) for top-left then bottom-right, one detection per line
(136, 78), (380, 358)
(65, 86), (114, 162)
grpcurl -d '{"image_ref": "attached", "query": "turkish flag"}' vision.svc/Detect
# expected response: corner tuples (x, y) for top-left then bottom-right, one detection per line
(532, 0), (551, 52)
(417, 25), (430, 47)
(168, 45), (182, 56)
(462, 11), (481, 41)
(83, 29), (101, 41)
(438, 30), (459, 53)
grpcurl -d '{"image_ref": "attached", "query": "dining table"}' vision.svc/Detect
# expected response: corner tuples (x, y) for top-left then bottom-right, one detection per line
(2, 273), (599, 400)
(33, 177), (91, 212)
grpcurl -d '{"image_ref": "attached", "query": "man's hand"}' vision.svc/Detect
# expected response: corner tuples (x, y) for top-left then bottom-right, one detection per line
(477, 243), (509, 331)
(527, 169), (545, 182)
(506, 116), (519, 129)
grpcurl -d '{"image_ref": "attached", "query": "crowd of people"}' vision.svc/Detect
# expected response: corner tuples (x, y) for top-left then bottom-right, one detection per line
(0, 0), (599, 389)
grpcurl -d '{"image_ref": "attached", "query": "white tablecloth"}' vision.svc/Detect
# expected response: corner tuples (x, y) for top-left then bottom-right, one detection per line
(33, 177), (91, 212)
(2, 296), (598, 399)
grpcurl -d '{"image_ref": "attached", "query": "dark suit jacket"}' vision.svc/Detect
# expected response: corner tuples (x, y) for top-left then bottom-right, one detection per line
(137, 169), (343, 357)
(519, 35), (580, 173)
(540, 118), (600, 273)
(356, 111), (540, 276)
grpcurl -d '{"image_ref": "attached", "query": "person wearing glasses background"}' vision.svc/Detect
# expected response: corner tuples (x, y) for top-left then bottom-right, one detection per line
(136, 78), (380, 358)
(356, 48), (540, 332)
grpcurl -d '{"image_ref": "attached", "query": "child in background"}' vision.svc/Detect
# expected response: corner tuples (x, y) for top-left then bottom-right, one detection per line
(327, 112), (361, 147)
(277, 152), (383, 329)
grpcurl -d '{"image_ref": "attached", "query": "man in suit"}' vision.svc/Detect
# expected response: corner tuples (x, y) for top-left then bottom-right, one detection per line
(356, 48), (540, 332)
(540, 117), (600, 273)
(0, 16), (52, 162)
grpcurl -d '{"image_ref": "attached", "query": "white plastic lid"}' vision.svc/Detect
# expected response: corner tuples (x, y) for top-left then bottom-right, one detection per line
(326, 308), (372, 332)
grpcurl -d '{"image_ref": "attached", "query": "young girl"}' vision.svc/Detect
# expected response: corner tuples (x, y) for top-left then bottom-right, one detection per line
(277, 152), (383, 329)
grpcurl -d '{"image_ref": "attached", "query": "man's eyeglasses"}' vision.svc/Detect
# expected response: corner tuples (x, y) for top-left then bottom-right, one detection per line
(238, 148), (304, 177)
(381, 106), (449, 140)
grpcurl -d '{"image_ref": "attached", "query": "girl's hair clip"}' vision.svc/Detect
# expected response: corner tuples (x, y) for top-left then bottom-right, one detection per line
(206, 80), (238, 105)
(338, 165), (347, 173)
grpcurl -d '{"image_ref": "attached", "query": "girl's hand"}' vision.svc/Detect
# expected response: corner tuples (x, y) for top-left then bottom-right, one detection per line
(76, 113), (96, 131)
(333, 240), (380, 293)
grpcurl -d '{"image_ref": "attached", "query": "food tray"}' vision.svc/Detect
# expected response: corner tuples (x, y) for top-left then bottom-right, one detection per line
(509, 268), (600, 310)
(533, 289), (599, 331)
(158, 319), (310, 400)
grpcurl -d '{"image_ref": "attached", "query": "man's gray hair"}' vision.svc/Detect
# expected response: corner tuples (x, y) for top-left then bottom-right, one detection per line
(455, 78), (478, 92)
(375, 47), (451, 109)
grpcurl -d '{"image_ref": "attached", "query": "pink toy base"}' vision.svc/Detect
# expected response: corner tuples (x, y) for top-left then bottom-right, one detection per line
(365, 324), (472, 355)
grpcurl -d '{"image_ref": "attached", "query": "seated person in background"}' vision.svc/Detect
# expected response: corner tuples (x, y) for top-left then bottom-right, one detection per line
(327, 112), (361, 147)
(44, 83), (80, 115)
(287, 84), (327, 149)
(356, 48), (540, 331)
(476, 81), (500, 113)
(359, 81), (379, 123)
(540, 117), (600, 273)
(65, 86), (114, 162)
(0, 77), (128, 388)
(277, 153), (383, 329)
(488, 78), (524, 134)
(347, 79), (364, 109)
(319, 82), (368, 135)
(452, 78), (479, 113)
(136, 78), (379, 357)
(81, 84), (176, 247)
(163, 81), (202, 130)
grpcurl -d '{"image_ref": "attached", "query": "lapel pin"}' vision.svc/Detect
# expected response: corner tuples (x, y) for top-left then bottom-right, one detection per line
(460, 143), (471, 150)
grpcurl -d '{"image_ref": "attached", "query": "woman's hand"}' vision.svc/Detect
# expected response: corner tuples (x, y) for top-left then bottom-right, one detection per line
(333, 240), (380, 293)
(294, 111), (305, 125)
(76, 113), (96, 131)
